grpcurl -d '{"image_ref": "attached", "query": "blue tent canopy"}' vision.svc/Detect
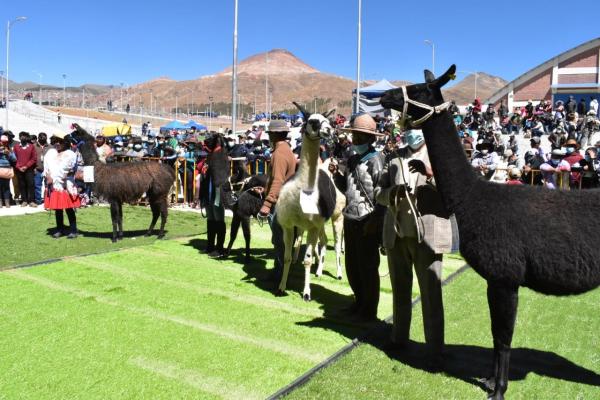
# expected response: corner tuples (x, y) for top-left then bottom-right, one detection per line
(160, 120), (188, 132)
(185, 120), (207, 130)
(352, 79), (398, 99)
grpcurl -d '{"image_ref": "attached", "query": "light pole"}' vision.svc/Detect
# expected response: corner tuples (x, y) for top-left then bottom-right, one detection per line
(5, 16), (27, 130)
(209, 96), (213, 131)
(82, 87), (85, 109)
(62, 74), (67, 107)
(424, 39), (435, 75)
(355, 0), (362, 114)
(459, 70), (479, 100)
(175, 93), (178, 121)
(33, 71), (42, 106)
(120, 82), (124, 111)
(231, 0), (239, 135)
(0, 71), (4, 103)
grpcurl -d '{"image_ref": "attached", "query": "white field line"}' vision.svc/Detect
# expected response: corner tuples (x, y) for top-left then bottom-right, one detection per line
(129, 356), (262, 400)
(4, 270), (324, 363)
(73, 258), (323, 318)
(125, 246), (393, 298)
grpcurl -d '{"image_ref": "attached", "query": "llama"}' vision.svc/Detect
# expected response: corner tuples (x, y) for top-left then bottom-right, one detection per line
(276, 103), (339, 300)
(221, 174), (269, 263)
(380, 65), (600, 400)
(70, 124), (175, 242)
(292, 160), (346, 280)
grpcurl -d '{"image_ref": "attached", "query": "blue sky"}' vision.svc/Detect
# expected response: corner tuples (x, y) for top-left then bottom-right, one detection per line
(2, 0), (599, 87)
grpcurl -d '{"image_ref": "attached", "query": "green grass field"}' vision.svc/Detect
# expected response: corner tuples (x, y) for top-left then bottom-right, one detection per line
(1, 206), (598, 399)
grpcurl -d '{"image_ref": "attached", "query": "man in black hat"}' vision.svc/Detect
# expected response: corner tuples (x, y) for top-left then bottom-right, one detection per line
(471, 140), (498, 180)
(259, 119), (296, 282)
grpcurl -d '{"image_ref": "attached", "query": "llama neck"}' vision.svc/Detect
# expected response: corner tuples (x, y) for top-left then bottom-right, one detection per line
(297, 137), (320, 190)
(79, 141), (99, 165)
(421, 111), (477, 211)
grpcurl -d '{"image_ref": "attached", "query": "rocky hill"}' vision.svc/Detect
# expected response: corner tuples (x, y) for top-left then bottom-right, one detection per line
(4, 50), (508, 115)
(443, 73), (508, 105)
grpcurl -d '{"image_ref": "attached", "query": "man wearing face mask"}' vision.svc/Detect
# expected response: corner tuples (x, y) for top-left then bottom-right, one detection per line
(13, 131), (38, 206)
(335, 114), (386, 321)
(34, 132), (50, 205)
(471, 140), (498, 180)
(540, 148), (571, 189)
(563, 138), (583, 188)
(126, 139), (147, 159)
(374, 128), (452, 367)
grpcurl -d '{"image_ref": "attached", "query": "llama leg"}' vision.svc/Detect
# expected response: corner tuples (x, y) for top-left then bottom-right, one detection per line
(109, 202), (119, 243)
(315, 229), (327, 277)
(224, 215), (241, 258)
(276, 228), (294, 296)
(302, 229), (319, 301)
(117, 202), (124, 240)
(487, 283), (519, 400)
(241, 218), (251, 264)
(146, 201), (160, 236)
(292, 229), (303, 264)
(157, 200), (168, 239)
(333, 217), (344, 280)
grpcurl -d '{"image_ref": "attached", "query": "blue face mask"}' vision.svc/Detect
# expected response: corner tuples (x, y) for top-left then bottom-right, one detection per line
(566, 147), (575, 154)
(405, 130), (424, 150)
(352, 143), (369, 154)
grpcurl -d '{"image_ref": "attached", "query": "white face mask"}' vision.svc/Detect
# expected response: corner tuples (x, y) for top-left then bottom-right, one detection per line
(481, 149), (489, 155)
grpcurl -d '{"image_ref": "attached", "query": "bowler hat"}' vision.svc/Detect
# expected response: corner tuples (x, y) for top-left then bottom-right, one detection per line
(340, 114), (384, 136)
(267, 119), (290, 133)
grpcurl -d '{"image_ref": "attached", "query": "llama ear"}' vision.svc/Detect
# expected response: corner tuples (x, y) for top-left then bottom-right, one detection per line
(424, 70), (436, 83)
(323, 108), (336, 119)
(433, 64), (457, 88)
(293, 101), (311, 119)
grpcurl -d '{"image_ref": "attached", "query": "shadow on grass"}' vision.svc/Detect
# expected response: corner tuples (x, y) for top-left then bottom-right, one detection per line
(183, 237), (375, 340)
(366, 325), (600, 395)
(61, 228), (169, 240)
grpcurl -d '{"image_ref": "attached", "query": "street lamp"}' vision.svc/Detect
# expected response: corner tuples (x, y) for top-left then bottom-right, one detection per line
(458, 70), (479, 100)
(120, 82), (124, 111)
(5, 16), (27, 130)
(33, 70), (42, 106)
(209, 96), (214, 131)
(355, 0), (362, 114)
(424, 39), (435, 75)
(0, 71), (4, 104)
(62, 74), (67, 107)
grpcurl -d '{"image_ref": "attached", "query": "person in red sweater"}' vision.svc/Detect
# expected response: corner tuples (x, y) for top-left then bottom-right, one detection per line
(13, 131), (38, 206)
(563, 138), (584, 189)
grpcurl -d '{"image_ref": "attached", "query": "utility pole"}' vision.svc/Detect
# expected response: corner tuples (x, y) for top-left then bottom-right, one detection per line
(265, 51), (269, 115)
(354, 0), (362, 114)
(5, 16), (28, 129)
(62, 74), (67, 107)
(231, 0), (239, 134)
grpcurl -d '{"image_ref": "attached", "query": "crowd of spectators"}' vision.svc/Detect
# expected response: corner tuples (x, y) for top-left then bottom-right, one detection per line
(1, 96), (599, 208)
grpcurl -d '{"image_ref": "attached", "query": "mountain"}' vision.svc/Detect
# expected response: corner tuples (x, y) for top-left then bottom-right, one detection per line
(443, 73), (507, 104)
(218, 49), (319, 76)
(4, 50), (507, 114)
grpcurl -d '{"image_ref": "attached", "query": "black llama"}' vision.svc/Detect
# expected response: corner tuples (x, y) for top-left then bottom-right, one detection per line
(221, 173), (269, 263)
(380, 65), (600, 400)
(70, 124), (175, 242)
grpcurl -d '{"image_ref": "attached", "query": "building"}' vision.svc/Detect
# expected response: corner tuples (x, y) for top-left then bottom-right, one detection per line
(486, 37), (600, 110)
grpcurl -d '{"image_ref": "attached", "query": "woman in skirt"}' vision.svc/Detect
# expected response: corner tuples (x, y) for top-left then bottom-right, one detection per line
(44, 134), (80, 238)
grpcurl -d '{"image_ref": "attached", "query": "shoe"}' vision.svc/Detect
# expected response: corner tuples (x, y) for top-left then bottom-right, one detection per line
(52, 231), (63, 239)
(67, 233), (78, 239)
(29, 202), (37, 207)
(21, 202), (28, 207)
(208, 250), (224, 258)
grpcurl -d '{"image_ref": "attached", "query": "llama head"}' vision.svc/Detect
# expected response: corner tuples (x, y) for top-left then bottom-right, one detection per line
(293, 101), (335, 141)
(380, 64), (457, 128)
(69, 123), (99, 165)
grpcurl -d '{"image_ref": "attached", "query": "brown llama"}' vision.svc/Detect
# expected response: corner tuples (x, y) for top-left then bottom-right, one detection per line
(70, 124), (175, 242)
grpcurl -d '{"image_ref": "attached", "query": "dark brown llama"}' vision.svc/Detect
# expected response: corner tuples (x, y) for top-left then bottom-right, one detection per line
(70, 124), (175, 242)
(380, 65), (600, 400)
